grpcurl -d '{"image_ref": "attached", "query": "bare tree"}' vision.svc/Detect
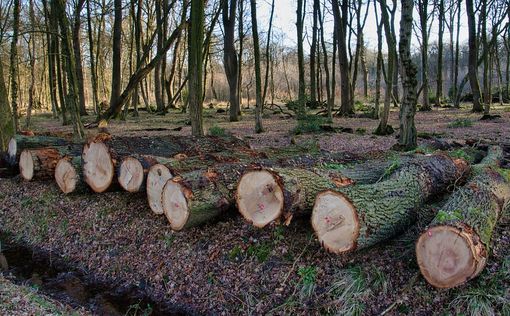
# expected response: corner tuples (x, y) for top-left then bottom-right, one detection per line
(189, 0), (205, 136)
(222, 0), (240, 121)
(250, 0), (264, 132)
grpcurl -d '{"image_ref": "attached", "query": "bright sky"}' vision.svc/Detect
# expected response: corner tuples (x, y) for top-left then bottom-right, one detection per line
(257, 0), (470, 53)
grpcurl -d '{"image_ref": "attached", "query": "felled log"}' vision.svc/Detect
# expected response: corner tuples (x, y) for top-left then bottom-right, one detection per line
(6, 135), (71, 167)
(55, 156), (86, 194)
(83, 134), (258, 193)
(416, 148), (510, 288)
(161, 164), (247, 230)
(147, 164), (174, 215)
(235, 155), (419, 228)
(312, 154), (469, 254)
(19, 148), (63, 181)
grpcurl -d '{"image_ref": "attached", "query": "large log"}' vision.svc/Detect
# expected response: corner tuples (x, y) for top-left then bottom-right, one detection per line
(147, 164), (174, 215)
(311, 154), (469, 254)
(161, 164), (248, 230)
(82, 134), (259, 193)
(416, 148), (510, 288)
(6, 135), (72, 167)
(235, 155), (420, 228)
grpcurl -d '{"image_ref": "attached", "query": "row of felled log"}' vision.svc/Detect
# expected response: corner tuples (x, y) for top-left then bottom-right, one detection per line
(3, 134), (510, 290)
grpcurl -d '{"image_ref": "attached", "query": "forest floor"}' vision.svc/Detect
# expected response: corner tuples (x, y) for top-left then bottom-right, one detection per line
(1, 104), (510, 315)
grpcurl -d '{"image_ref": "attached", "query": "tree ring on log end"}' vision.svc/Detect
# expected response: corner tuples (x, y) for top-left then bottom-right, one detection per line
(147, 164), (173, 215)
(82, 142), (114, 193)
(55, 159), (78, 194)
(162, 180), (189, 230)
(19, 150), (34, 181)
(236, 170), (284, 228)
(119, 157), (144, 192)
(416, 225), (484, 289)
(312, 190), (359, 253)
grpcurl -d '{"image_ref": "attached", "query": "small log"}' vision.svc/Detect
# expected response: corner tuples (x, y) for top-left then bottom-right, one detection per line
(6, 135), (71, 167)
(55, 156), (85, 194)
(161, 164), (247, 230)
(147, 164), (174, 215)
(312, 154), (469, 254)
(19, 148), (63, 181)
(416, 148), (510, 288)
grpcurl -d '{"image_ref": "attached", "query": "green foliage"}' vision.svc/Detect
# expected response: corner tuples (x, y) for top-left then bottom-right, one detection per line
(246, 242), (272, 263)
(355, 128), (366, 135)
(354, 100), (373, 114)
(161, 233), (175, 248)
(208, 125), (226, 137)
(436, 209), (463, 222)
(125, 301), (153, 316)
(292, 115), (327, 135)
(297, 266), (317, 298)
(382, 159), (401, 179)
(449, 148), (476, 164)
(448, 118), (473, 128)
(228, 245), (243, 261)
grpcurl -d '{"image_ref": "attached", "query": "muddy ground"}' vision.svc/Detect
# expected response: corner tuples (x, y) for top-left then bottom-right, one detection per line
(1, 105), (509, 315)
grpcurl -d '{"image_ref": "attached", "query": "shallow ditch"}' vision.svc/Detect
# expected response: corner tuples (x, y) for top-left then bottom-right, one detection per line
(0, 232), (196, 315)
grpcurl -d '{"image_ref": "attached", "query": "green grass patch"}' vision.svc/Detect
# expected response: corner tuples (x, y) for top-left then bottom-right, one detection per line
(292, 115), (327, 135)
(208, 125), (227, 137)
(246, 242), (272, 263)
(297, 266), (317, 299)
(448, 118), (473, 128)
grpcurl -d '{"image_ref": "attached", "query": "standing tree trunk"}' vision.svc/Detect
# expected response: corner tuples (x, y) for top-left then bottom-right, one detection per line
(435, 0), (444, 107)
(42, 0), (60, 118)
(53, 0), (85, 139)
(189, 0), (205, 136)
(0, 50), (14, 151)
(398, 0), (418, 150)
(310, 0), (319, 105)
(25, 0), (37, 129)
(296, 0), (306, 117)
(109, 0), (122, 113)
(86, 0), (100, 115)
(453, 0), (462, 107)
(73, 0), (87, 115)
(9, 0), (20, 132)
(418, 0), (431, 111)
(318, 3), (333, 122)
(332, 0), (354, 115)
(222, 0), (240, 122)
(251, 0), (264, 133)
(466, 0), (483, 112)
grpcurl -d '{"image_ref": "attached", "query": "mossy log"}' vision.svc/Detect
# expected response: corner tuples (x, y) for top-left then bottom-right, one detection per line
(161, 164), (251, 230)
(312, 154), (469, 254)
(416, 148), (510, 288)
(235, 155), (423, 228)
(6, 135), (72, 167)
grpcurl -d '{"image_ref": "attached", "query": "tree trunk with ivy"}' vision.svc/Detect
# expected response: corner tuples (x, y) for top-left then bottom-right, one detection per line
(0, 54), (14, 151)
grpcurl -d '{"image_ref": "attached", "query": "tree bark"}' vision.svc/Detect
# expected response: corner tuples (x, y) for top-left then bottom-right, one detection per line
(312, 154), (469, 253)
(466, 0), (483, 112)
(251, 0), (264, 133)
(435, 0), (444, 107)
(73, 0), (88, 115)
(188, 0), (205, 136)
(416, 148), (509, 289)
(9, 0), (20, 132)
(222, 0), (240, 122)
(398, 0), (418, 150)
(109, 0), (122, 111)
(0, 52), (14, 151)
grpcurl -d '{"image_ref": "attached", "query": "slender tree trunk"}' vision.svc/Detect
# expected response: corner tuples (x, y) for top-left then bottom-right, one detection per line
(318, 3), (332, 122)
(109, 0), (122, 111)
(222, 0), (240, 122)
(42, 0), (60, 118)
(296, 0), (306, 117)
(56, 35), (68, 124)
(453, 0), (462, 107)
(26, 0), (37, 129)
(435, 0), (444, 107)
(310, 0), (319, 105)
(73, 0), (87, 115)
(398, 0), (418, 150)
(332, 0), (354, 115)
(262, 0), (275, 108)
(155, 0), (164, 112)
(86, 0), (100, 115)
(189, 0), (205, 136)
(418, 0), (431, 111)
(466, 0), (483, 112)
(238, 0), (245, 111)
(251, 0), (264, 132)
(9, 0), (20, 132)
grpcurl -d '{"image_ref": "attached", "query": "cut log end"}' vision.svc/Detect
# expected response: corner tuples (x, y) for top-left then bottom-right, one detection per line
(162, 180), (189, 230)
(312, 191), (359, 254)
(119, 157), (144, 192)
(7, 137), (17, 163)
(55, 159), (78, 194)
(236, 170), (284, 228)
(19, 150), (34, 181)
(82, 142), (114, 193)
(416, 225), (486, 289)
(147, 164), (173, 215)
